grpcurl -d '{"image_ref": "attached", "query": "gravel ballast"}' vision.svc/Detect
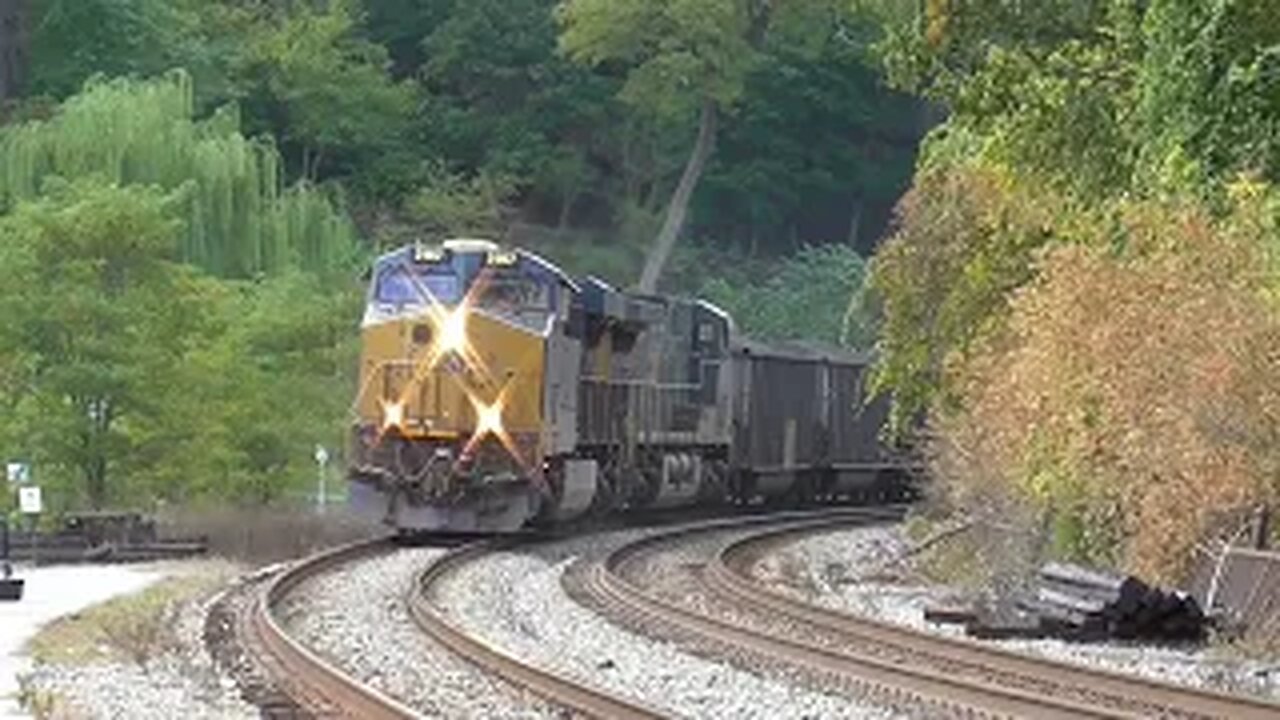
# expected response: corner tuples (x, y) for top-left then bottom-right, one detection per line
(435, 531), (912, 720)
(756, 525), (1280, 701)
(14, 561), (257, 720)
(277, 546), (558, 719)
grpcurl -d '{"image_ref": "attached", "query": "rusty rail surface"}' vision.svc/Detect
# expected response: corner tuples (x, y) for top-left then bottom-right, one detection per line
(409, 540), (666, 720)
(586, 509), (1124, 719)
(708, 520), (1280, 720)
(243, 538), (426, 720)
(588, 510), (1280, 719)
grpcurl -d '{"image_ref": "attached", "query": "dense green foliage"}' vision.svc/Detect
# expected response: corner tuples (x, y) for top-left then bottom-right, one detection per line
(1, 72), (356, 278)
(699, 245), (875, 349)
(0, 177), (359, 511)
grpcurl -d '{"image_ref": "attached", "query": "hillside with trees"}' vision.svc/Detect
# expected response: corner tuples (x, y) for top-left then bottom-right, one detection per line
(0, 0), (919, 514)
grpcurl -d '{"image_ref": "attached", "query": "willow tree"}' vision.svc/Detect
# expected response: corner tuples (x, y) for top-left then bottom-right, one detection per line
(0, 70), (355, 277)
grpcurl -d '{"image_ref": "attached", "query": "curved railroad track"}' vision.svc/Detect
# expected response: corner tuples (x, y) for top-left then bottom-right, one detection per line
(240, 538), (425, 719)
(408, 538), (665, 719)
(580, 512), (1280, 720)
(242, 534), (659, 719)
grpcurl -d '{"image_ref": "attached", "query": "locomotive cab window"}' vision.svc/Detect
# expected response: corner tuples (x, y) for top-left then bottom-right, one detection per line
(474, 268), (555, 330)
(375, 266), (461, 306)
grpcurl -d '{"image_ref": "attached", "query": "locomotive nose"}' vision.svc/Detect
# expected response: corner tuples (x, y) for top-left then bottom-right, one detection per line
(358, 308), (546, 459)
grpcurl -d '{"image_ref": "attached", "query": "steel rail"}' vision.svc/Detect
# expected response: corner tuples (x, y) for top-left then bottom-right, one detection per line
(408, 540), (666, 720)
(709, 521), (1280, 720)
(588, 510), (1128, 720)
(244, 538), (427, 720)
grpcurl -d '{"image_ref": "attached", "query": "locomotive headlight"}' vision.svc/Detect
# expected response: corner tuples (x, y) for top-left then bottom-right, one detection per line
(477, 403), (504, 437)
(381, 399), (405, 431)
(439, 309), (467, 354)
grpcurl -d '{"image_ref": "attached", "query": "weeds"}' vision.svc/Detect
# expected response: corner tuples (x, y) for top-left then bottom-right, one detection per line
(24, 565), (233, 668)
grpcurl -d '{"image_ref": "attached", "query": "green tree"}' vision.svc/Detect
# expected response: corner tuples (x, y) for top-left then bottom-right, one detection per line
(699, 244), (874, 348)
(693, 38), (923, 255)
(557, 0), (844, 292)
(1136, 0), (1280, 192)
(416, 0), (617, 222)
(0, 179), (219, 508)
(233, 0), (418, 197)
(0, 71), (356, 278)
(0, 0), (27, 101)
(24, 0), (231, 102)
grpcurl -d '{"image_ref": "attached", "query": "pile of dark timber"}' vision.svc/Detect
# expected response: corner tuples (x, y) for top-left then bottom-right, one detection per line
(4, 512), (207, 565)
(0, 519), (21, 601)
(925, 562), (1207, 643)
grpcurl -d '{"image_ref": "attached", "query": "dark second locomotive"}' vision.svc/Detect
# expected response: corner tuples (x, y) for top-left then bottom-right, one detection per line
(348, 239), (912, 533)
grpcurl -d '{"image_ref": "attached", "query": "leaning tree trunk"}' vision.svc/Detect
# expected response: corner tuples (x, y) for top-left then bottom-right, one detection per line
(637, 99), (718, 293)
(0, 0), (27, 102)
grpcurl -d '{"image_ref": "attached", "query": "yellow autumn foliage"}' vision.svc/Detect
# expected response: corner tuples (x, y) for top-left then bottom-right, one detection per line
(941, 197), (1280, 582)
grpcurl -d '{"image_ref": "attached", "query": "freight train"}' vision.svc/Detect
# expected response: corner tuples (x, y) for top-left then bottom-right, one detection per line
(347, 239), (914, 533)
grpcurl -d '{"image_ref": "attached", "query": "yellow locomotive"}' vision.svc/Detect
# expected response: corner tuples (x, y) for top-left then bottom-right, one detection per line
(348, 239), (911, 533)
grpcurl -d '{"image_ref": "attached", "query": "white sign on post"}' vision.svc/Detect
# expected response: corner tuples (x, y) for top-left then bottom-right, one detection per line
(18, 486), (42, 515)
(6, 463), (30, 485)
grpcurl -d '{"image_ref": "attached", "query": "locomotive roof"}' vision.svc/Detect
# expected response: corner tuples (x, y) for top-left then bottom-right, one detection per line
(733, 337), (873, 366)
(372, 241), (580, 292)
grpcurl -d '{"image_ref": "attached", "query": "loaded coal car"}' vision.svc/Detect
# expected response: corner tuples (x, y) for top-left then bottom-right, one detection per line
(728, 339), (909, 506)
(347, 239), (913, 534)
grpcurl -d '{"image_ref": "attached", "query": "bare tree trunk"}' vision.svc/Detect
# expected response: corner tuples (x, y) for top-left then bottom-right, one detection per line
(846, 195), (864, 248)
(637, 99), (718, 293)
(557, 188), (580, 232)
(0, 0), (27, 102)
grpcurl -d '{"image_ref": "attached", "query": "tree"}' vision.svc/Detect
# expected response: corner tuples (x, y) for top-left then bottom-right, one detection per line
(0, 179), (219, 508)
(24, 0), (210, 99)
(700, 244), (874, 348)
(0, 0), (26, 102)
(692, 37), (922, 256)
(1136, 0), (1280, 192)
(0, 71), (356, 278)
(414, 0), (618, 221)
(942, 193), (1280, 580)
(233, 0), (417, 194)
(557, 0), (843, 292)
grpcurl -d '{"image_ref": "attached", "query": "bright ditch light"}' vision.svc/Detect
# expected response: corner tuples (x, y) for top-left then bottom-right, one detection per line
(439, 309), (468, 354)
(380, 399), (405, 431)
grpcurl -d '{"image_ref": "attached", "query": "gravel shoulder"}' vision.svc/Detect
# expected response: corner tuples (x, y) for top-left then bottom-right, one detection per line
(8, 559), (256, 720)
(435, 529), (912, 720)
(754, 525), (1280, 701)
(276, 546), (560, 719)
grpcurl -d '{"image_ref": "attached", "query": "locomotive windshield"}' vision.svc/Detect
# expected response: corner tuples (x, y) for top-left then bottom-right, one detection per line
(368, 244), (564, 331)
(375, 266), (462, 305)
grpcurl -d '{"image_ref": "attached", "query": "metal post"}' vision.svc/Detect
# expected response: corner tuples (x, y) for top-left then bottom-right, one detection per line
(1252, 505), (1271, 550)
(1, 515), (10, 579)
(317, 462), (327, 512)
(314, 445), (330, 514)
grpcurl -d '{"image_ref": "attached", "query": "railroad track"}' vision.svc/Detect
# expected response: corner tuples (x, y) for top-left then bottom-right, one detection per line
(241, 538), (425, 719)
(242, 532), (662, 719)
(408, 539), (665, 719)
(581, 511), (1280, 720)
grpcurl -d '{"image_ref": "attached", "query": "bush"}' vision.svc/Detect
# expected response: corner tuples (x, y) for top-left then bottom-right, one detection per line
(940, 191), (1280, 582)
